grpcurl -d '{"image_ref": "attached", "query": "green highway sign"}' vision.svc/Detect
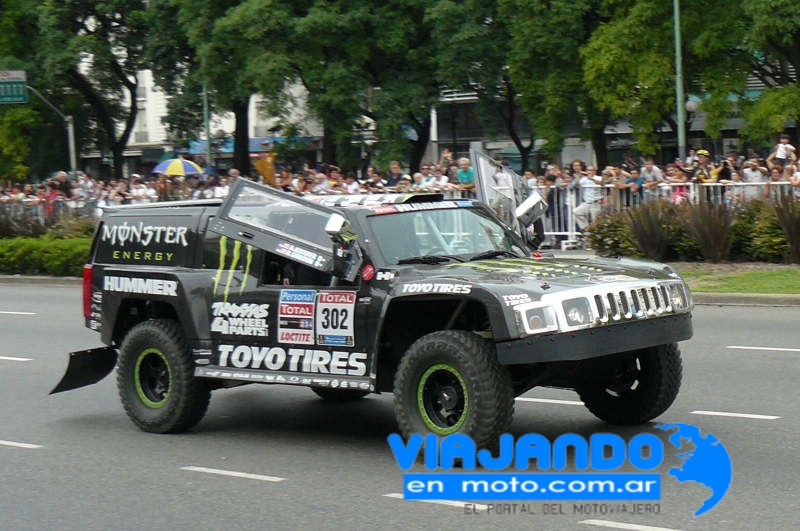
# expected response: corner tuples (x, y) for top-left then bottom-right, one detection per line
(0, 70), (28, 104)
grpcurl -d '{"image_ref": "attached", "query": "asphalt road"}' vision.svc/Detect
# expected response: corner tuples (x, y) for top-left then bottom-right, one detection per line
(1, 284), (798, 531)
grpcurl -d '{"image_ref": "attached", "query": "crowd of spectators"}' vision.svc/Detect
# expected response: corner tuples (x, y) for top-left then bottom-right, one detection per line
(3, 141), (800, 230)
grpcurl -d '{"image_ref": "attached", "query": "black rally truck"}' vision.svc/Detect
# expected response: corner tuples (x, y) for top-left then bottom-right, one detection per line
(54, 179), (693, 448)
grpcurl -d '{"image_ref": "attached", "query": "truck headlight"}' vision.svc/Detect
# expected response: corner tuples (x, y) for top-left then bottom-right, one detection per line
(515, 302), (559, 336)
(562, 297), (592, 327)
(668, 282), (691, 311)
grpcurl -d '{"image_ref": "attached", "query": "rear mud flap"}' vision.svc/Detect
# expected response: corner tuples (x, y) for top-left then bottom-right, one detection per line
(50, 347), (118, 394)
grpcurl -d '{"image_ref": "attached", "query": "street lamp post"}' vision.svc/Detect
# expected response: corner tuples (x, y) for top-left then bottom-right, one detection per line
(25, 84), (78, 177)
(673, 0), (687, 161)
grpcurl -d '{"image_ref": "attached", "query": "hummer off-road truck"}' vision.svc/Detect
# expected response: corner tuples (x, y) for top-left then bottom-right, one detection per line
(54, 167), (692, 448)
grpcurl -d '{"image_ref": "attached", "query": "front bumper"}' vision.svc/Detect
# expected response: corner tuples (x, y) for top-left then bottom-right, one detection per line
(495, 313), (693, 365)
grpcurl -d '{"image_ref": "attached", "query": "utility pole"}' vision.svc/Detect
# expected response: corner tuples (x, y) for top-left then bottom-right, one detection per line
(203, 81), (213, 176)
(25, 84), (78, 177)
(673, 0), (687, 161)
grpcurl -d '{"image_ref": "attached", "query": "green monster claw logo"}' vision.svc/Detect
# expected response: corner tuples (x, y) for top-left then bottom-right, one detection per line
(213, 236), (254, 302)
(447, 259), (605, 278)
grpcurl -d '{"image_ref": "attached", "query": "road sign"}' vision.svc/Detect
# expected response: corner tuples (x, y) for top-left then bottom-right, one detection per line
(0, 70), (28, 104)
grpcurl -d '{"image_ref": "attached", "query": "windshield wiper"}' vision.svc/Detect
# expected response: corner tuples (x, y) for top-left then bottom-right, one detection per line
(397, 255), (464, 265)
(469, 249), (521, 261)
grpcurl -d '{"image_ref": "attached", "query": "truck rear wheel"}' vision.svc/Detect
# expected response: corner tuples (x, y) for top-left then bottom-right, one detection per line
(117, 319), (210, 433)
(577, 343), (682, 425)
(393, 330), (513, 449)
(311, 387), (370, 402)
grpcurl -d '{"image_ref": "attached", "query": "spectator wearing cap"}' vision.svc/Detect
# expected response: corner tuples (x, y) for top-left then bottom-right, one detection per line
(680, 149), (715, 183)
(396, 174), (413, 193)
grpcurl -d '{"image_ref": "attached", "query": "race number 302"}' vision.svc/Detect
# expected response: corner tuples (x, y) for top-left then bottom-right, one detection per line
(315, 291), (356, 347)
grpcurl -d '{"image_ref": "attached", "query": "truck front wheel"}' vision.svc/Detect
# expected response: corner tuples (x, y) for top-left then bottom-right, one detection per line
(393, 330), (513, 449)
(117, 319), (211, 433)
(576, 343), (682, 425)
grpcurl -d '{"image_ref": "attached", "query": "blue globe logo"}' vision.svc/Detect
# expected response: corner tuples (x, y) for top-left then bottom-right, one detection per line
(656, 423), (733, 516)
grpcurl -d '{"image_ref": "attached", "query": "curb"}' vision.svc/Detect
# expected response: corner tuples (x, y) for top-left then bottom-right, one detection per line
(0, 275), (81, 286)
(0, 275), (797, 306)
(692, 292), (800, 307)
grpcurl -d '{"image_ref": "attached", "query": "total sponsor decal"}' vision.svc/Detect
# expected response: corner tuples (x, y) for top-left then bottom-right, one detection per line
(101, 222), (189, 247)
(276, 241), (326, 268)
(315, 291), (356, 347)
(401, 283), (472, 295)
(210, 302), (269, 337)
(217, 344), (367, 376)
(278, 289), (316, 344)
(103, 275), (178, 296)
(502, 293), (532, 307)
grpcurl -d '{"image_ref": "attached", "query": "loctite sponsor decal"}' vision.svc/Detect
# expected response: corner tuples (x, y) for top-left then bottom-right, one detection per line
(401, 283), (472, 294)
(217, 345), (367, 376)
(103, 276), (178, 296)
(210, 302), (269, 337)
(278, 290), (316, 344)
(101, 222), (189, 247)
(315, 291), (356, 347)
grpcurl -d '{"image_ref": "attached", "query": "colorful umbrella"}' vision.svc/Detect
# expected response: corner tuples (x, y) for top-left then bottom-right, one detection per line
(153, 157), (204, 176)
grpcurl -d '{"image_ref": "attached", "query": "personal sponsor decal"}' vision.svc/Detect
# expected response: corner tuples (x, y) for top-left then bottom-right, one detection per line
(217, 345), (367, 376)
(276, 241), (326, 268)
(103, 275), (178, 296)
(210, 302), (269, 337)
(315, 291), (357, 347)
(212, 236), (255, 302)
(278, 290), (316, 344)
(502, 293), (532, 307)
(401, 283), (472, 294)
(388, 423), (732, 518)
(101, 222), (189, 247)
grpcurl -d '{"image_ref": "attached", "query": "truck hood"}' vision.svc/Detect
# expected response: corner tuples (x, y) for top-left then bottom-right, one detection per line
(399, 255), (680, 293)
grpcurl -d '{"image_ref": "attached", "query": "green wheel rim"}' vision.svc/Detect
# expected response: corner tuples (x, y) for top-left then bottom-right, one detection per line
(416, 363), (469, 435)
(134, 348), (172, 409)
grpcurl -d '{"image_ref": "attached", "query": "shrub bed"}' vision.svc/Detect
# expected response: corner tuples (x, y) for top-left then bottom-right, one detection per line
(0, 237), (92, 276)
(587, 200), (797, 263)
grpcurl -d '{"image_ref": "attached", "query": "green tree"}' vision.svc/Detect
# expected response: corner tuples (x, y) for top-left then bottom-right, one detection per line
(428, 0), (536, 170)
(175, 0), (259, 175)
(37, 0), (149, 180)
(500, 0), (611, 165)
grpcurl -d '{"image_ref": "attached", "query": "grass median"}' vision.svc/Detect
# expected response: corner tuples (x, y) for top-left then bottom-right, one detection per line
(673, 262), (800, 294)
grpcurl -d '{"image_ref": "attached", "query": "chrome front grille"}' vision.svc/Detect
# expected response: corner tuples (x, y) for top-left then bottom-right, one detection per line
(593, 285), (672, 324)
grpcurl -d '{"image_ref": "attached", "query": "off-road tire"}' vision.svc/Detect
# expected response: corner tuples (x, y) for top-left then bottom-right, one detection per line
(393, 330), (514, 449)
(117, 319), (211, 433)
(311, 387), (370, 402)
(577, 343), (682, 425)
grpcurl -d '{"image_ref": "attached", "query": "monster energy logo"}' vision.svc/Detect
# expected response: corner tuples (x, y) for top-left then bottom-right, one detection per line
(213, 236), (254, 302)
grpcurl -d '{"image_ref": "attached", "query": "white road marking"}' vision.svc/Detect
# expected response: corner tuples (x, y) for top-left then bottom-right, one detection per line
(180, 466), (285, 482)
(515, 397), (584, 406)
(0, 440), (43, 449)
(0, 311), (36, 316)
(383, 493), (489, 511)
(727, 345), (800, 353)
(579, 519), (683, 531)
(691, 410), (781, 420)
(0, 356), (32, 362)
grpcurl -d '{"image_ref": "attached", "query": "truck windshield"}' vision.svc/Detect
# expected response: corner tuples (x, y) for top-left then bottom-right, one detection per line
(367, 207), (526, 265)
